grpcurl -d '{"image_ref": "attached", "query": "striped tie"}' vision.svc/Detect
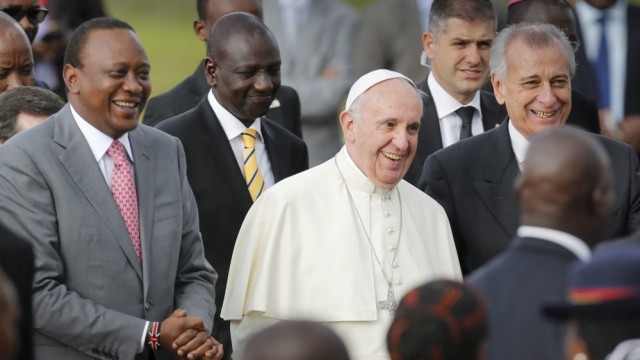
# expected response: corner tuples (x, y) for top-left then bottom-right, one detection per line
(241, 129), (265, 201)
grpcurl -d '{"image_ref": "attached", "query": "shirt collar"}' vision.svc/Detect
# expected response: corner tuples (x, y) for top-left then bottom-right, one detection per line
(427, 72), (482, 119)
(508, 120), (529, 169)
(279, 0), (311, 7)
(70, 104), (133, 162)
(208, 90), (264, 143)
(517, 225), (591, 261)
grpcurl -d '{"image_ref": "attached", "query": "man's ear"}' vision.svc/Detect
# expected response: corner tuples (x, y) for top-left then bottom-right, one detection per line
(422, 32), (436, 60)
(194, 19), (207, 42)
(63, 64), (80, 95)
(339, 110), (356, 144)
(204, 57), (217, 87)
(492, 73), (506, 105)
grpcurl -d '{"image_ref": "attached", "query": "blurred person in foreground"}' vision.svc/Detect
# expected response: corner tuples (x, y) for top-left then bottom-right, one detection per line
(222, 69), (461, 360)
(387, 279), (488, 360)
(544, 243), (640, 360)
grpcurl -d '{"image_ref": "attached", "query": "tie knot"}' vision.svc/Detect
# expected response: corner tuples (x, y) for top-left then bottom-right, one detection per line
(456, 106), (475, 125)
(107, 140), (128, 164)
(598, 14), (608, 26)
(241, 129), (258, 149)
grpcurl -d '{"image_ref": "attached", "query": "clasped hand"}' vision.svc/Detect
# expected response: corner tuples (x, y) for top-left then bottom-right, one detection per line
(159, 309), (224, 360)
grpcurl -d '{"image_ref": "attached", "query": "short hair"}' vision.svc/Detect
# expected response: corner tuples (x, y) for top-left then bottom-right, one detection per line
(490, 23), (575, 82)
(196, 0), (207, 20)
(206, 12), (272, 59)
(387, 279), (488, 360)
(0, 87), (65, 142)
(576, 315), (640, 360)
(64, 17), (134, 68)
(428, 0), (496, 37)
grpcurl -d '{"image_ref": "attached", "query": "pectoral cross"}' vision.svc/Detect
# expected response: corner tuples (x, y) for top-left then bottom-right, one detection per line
(378, 288), (397, 319)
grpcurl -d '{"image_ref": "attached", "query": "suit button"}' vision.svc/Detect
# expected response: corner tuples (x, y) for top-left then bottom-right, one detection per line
(145, 302), (151, 311)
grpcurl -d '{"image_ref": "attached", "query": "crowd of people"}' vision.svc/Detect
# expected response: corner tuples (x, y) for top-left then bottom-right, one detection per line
(1, 0), (640, 359)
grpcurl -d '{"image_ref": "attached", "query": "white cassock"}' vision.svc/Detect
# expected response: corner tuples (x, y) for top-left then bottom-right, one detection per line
(222, 147), (462, 360)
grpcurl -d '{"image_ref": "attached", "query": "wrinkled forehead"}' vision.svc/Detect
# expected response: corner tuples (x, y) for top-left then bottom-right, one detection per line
(0, 0), (39, 8)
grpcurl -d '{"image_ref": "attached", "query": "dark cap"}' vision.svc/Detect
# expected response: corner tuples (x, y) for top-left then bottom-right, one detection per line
(544, 243), (640, 318)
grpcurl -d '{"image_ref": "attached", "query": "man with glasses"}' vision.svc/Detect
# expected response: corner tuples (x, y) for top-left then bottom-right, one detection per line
(0, 0), (47, 43)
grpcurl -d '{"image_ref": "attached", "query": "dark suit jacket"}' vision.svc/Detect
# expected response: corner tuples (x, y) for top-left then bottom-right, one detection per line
(156, 98), (308, 338)
(404, 78), (506, 186)
(143, 62), (303, 137)
(468, 236), (578, 360)
(573, 3), (640, 116)
(0, 225), (34, 360)
(419, 122), (640, 273)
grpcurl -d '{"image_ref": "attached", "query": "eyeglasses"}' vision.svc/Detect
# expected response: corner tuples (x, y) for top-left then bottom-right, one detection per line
(1, 7), (48, 25)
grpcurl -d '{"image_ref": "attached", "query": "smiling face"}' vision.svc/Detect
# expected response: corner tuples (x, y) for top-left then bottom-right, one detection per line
(64, 28), (150, 139)
(423, 17), (495, 104)
(493, 37), (571, 139)
(206, 30), (280, 125)
(341, 79), (422, 189)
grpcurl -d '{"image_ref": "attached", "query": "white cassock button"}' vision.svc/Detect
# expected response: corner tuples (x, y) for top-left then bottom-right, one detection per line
(392, 262), (399, 268)
(395, 279), (402, 285)
(389, 244), (396, 251)
(383, 210), (390, 217)
(386, 227), (393, 234)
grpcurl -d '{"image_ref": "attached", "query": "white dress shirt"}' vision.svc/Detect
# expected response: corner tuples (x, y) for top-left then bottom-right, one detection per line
(508, 120), (529, 171)
(518, 225), (591, 261)
(576, 0), (627, 120)
(208, 91), (276, 189)
(428, 73), (484, 148)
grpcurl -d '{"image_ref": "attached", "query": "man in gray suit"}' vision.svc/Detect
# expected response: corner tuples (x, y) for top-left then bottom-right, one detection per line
(263, 0), (359, 166)
(0, 17), (221, 360)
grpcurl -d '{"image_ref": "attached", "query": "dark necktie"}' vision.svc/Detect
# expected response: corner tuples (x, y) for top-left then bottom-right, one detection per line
(456, 106), (475, 140)
(594, 15), (610, 109)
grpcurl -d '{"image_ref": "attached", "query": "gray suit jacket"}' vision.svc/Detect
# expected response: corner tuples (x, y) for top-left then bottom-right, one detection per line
(0, 105), (217, 360)
(354, 0), (426, 83)
(264, 0), (359, 165)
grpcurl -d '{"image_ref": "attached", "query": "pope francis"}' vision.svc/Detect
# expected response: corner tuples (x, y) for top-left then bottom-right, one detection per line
(221, 70), (462, 360)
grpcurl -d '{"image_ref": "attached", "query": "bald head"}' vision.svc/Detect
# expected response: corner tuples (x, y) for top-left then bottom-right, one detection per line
(516, 128), (613, 246)
(0, 12), (34, 93)
(207, 12), (274, 59)
(242, 321), (350, 360)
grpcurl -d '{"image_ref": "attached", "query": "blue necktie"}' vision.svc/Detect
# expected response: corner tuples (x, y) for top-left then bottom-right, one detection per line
(594, 15), (610, 109)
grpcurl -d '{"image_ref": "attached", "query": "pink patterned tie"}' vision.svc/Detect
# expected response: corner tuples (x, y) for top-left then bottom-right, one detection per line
(107, 140), (141, 264)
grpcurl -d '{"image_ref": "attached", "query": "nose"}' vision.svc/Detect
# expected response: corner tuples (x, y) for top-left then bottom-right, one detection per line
(123, 73), (144, 94)
(6, 72), (22, 91)
(392, 130), (410, 152)
(253, 71), (274, 93)
(537, 82), (558, 107)
(465, 44), (481, 65)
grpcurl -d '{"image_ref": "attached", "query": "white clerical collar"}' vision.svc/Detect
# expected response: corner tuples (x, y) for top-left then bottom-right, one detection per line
(208, 90), (264, 144)
(70, 104), (133, 163)
(508, 120), (528, 170)
(340, 147), (393, 195)
(427, 72), (482, 120)
(517, 225), (591, 261)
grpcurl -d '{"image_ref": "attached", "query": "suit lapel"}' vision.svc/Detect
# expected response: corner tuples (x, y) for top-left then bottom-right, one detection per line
(262, 118), (288, 182)
(197, 100), (253, 210)
(472, 123), (520, 239)
(417, 80), (444, 159)
(129, 127), (154, 298)
(54, 105), (143, 280)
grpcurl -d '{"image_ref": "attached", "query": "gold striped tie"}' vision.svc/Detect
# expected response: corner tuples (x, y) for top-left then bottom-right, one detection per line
(241, 129), (265, 201)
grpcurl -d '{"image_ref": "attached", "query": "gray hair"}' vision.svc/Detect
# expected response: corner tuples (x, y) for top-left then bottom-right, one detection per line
(428, 0), (496, 38)
(490, 23), (576, 82)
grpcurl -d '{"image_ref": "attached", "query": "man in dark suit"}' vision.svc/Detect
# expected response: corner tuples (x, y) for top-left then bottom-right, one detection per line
(0, 225), (34, 360)
(405, 0), (504, 186)
(420, 23), (640, 274)
(143, 0), (302, 138)
(573, 0), (640, 121)
(468, 127), (614, 360)
(0, 18), (220, 360)
(157, 12), (308, 360)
